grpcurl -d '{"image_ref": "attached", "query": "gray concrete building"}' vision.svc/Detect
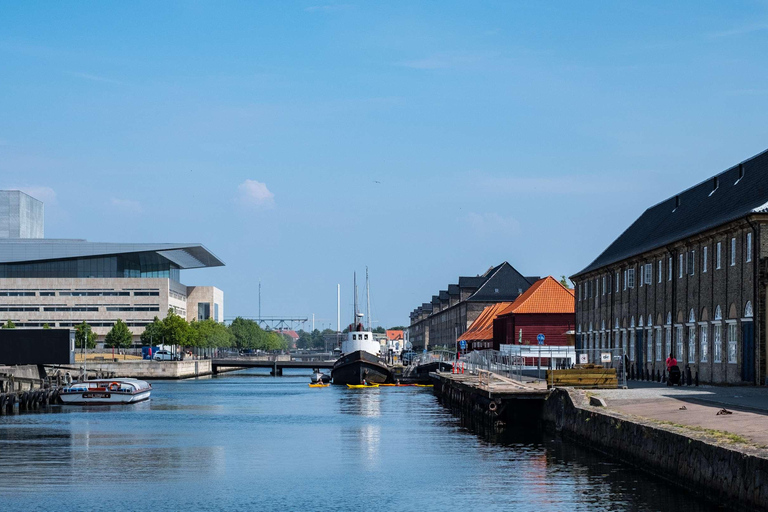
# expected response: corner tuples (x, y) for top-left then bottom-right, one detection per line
(0, 190), (224, 342)
(0, 191), (44, 239)
(572, 149), (768, 385)
(408, 262), (537, 351)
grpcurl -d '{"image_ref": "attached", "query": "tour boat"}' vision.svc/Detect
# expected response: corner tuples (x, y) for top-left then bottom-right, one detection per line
(60, 378), (152, 405)
(331, 270), (393, 386)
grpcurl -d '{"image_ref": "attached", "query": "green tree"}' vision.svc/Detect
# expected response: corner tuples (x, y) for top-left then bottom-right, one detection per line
(296, 330), (312, 349)
(42, 323), (51, 329)
(162, 310), (191, 347)
(373, 326), (386, 334)
(75, 321), (97, 349)
(104, 319), (133, 349)
(141, 316), (164, 346)
(560, 276), (572, 289)
(190, 318), (233, 348)
(2, 320), (15, 329)
(229, 317), (260, 350)
(389, 326), (407, 331)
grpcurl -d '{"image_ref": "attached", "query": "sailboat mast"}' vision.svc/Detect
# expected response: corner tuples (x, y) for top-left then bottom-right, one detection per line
(366, 267), (371, 331)
(353, 272), (358, 325)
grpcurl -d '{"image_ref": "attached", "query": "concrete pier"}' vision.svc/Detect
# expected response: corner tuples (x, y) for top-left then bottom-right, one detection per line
(72, 360), (212, 379)
(431, 371), (549, 428)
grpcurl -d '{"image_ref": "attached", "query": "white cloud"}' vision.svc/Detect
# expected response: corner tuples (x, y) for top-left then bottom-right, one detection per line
(709, 23), (768, 39)
(464, 212), (521, 237)
(66, 71), (122, 85)
(15, 186), (57, 205)
(237, 179), (275, 209)
(110, 197), (143, 214)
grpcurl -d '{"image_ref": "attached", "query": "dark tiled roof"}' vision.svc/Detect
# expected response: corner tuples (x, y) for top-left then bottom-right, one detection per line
(458, 276), (484, 289)
(448, 284), (460, 296)
(467, 262), (534, 302)
(439, 290), (449, 301)
(421, 303), (433, 312)
(574, 148), (768, 278)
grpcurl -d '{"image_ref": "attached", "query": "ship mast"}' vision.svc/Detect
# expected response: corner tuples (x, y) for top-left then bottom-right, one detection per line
(353, 272), (358, 326)
(366, 267), (371, 332)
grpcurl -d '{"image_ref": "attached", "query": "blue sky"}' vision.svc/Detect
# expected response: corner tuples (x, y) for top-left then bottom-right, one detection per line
(2, 1), (768, 329)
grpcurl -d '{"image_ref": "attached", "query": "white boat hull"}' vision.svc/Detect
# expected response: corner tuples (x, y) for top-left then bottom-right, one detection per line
(60, 389), (151, 405)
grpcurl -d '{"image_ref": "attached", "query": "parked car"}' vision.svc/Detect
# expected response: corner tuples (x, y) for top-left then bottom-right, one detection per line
(153, 350), (179, 361)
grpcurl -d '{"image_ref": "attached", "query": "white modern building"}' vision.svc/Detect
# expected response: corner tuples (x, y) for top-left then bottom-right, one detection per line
(0, 190), (224, 342)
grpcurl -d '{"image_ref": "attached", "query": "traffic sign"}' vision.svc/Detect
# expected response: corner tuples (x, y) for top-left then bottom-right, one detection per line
(537, 334), (545, 345)
(459, 340), (467, 350)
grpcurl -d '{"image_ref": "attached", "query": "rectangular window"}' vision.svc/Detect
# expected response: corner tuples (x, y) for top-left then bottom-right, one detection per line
(627, 268), (635, 288)
(655, 329), (662, 362)
(658, 260), (662, 283)
(665, 327), (672, 359)
(716, 242), (722, 269)
(688, 326), (696, 363)
(577, 284), (581, 301)
(731, 237), (736, 266)
(629, 330), (635, 361)
(679, 254), (684, 278)
(676, 326), (683, 359)
(747, 233), (752, 262)
(727, 323), (738, 363)
(647, 329), (653, 362)
(713, 324), (722, 363)
(668, 257), (672, 281)
(623, 270), (627, 290)
(622, 330), (627, 356)
(703, 246), (707, 273)
(687, 250), (695, 276)
(700, 325), (708, 363)
(616, 272), (620, 293)
(608, 274), (611, 294)
(645, 263), (652, 285)
(639, 265), (644, 287)
(602, 275), (606, 295)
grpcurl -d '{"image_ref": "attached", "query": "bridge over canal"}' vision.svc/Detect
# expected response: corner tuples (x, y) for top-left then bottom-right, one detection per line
(212, 358), (334, 376)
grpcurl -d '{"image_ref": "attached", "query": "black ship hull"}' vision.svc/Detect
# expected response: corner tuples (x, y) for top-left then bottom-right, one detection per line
(332, 350), (392, 385)
(402, 361), (453, 384)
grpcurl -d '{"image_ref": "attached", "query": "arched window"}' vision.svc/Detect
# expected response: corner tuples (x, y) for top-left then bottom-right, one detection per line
(688, 309), (696, 323)
(714, 306), (722, 321)
(601, 320), (605, 331)
(638, 316), (644, 328)
(589, 322), (593, 332)
(647, 315), (653, 327)
(666, 312), (672, 325)
(630, 317), (635, 328)
(577, 324), (582, 333)
(745, 301), (753, 318)
(615, 318), (619, 329)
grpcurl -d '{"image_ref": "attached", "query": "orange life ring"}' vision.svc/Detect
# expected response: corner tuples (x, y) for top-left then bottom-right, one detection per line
(108, 382), (120, 391)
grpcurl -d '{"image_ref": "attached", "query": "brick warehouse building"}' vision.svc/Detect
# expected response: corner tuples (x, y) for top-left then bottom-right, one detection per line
(572, 149), (768, 385)
(408, 262), (538, 351)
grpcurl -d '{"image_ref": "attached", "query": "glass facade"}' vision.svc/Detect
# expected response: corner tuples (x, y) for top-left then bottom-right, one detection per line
(198, 302), (211, 321)
(0, 252), (181, 281)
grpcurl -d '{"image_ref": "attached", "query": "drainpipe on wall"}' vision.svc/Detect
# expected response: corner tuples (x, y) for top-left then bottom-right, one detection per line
(746, 217), (761, 385)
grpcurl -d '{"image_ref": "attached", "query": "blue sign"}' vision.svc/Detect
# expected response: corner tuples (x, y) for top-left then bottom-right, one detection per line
(459, 340), (467, 350)
(537, 334), (545, 345)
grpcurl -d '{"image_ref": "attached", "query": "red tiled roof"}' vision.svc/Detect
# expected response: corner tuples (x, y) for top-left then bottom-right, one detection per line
(458, 302), (513, 342)
(498, 276), (575, 316)
(277, 329), (299, 340)
(386, 330), (404, 341)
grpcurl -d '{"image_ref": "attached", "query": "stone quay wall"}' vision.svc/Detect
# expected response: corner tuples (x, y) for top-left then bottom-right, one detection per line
(542, 388), (768, 510)
(86, 360), (212, 379)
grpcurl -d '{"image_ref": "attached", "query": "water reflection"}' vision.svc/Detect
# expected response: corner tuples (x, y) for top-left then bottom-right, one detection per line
(0, 376), (733, 511)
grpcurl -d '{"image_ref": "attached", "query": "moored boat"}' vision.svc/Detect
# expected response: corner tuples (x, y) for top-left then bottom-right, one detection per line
(331, 270), (393, 386)
(60, 378), (152, 405)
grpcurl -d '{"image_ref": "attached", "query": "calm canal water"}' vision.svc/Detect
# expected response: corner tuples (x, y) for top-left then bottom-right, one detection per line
(0, 370), (727, 511)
